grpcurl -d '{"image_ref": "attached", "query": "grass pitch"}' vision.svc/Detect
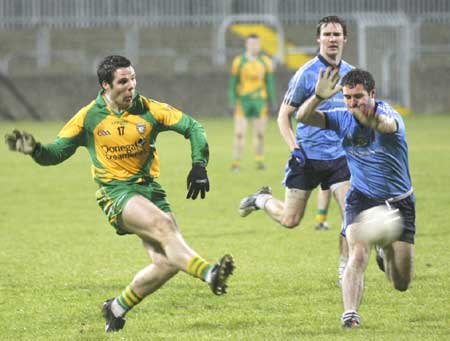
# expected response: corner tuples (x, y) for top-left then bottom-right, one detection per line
(1, 115), (449, 340)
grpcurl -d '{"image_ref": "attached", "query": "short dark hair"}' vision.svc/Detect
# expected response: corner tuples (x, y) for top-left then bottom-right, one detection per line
(246, 33), (259, 40)
(342, 69), (376, 93)
(97, 55), (132, 88)
(316, 15), (347, 37)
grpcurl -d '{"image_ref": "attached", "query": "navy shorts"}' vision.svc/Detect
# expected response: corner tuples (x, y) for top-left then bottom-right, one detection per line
(284, 155), (350, 191)
(342, 188), (416, 244)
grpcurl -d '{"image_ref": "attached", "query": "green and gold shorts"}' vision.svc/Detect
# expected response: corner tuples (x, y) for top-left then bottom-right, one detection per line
(235, 97), (268, 119)
(96, 180), (171, 235)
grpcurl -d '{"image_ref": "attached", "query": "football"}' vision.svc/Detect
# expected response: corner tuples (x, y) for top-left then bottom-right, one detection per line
(354, 205), (403, 247)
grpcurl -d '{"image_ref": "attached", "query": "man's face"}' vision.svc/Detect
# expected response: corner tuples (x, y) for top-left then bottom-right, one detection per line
(103, 66), (136, 110)
(343, 84), (375, 113)
(246, 37), (261, 57)
(317, 23), (346, 59)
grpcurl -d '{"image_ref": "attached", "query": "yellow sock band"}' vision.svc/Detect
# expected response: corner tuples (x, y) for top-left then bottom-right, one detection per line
(316, 209), (327, 223)
(187, 256), (213, 280)
(117, 286), (143, 312)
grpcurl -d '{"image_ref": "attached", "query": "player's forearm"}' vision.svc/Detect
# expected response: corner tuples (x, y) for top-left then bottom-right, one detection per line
(175, 114), (209, 165)
(296, 95), (323, 125)
(374, 114), (398, 134)
(189, 126), (209, 165)
(277, 104), (298, 151)
(265, 73), (276, 105)
(228, 76), (239, 106)
(32, 138), (78, 165)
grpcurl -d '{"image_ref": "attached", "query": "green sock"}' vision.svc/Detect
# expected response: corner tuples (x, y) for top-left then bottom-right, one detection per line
(316, 208), (327, 224)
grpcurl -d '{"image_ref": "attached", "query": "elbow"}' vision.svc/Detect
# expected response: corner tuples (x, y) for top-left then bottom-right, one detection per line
(276, 112), (285, 127)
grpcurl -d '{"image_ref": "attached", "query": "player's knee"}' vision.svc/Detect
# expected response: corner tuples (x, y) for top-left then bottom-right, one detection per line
(153, 215), (177, 240)
(281, 216), (300, 229)
(235, 133), (244, 140)
(349, 249), (369, 269)
(393, 277), (411, 292)
(394, 282), (409, 292)
(157, 259), (179, 276)
(256, 132), (264, 140)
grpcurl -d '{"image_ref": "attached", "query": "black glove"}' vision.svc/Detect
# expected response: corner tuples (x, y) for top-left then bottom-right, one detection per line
(4, 129), (37, 155)
(186, 163), (210, 200)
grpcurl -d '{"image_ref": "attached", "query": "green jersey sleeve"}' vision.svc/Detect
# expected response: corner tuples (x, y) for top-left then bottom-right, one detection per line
(170, 113), (209, 165)
(145, 98), (209, 166)
(228, 75), (239, 107)
(31, 108), (87, 165)
(32, 136), (82, 165)
(228, 56), (242, 107)
(265, 72), (276, 105)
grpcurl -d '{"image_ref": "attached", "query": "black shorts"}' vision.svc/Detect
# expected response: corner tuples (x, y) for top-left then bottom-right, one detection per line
(342, 188), (416, 244)
(284, 155), (350, 191)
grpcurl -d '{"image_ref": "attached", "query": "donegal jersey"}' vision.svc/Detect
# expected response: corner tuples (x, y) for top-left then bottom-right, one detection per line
(228, 53), (276, 106)
(283, 55), (353, 160)
(325, 100), (412, 199)
(32, 91), (209, 186)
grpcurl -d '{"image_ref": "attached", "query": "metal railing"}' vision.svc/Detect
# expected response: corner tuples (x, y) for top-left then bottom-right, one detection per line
(1, 0), (450, 28)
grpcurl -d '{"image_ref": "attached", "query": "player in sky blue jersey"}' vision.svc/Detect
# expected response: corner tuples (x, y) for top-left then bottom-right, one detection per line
(296, 67), (415, 328)
(239, 16), (352, 285)
(284, 38), (353, 235)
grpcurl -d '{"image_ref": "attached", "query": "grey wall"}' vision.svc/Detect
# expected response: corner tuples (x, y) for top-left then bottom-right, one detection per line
(1, 66), (449, 121)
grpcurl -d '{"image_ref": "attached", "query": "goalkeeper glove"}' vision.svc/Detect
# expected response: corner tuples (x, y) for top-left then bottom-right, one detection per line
(186, 163), (210, 200)
(4, 129), (36, 155)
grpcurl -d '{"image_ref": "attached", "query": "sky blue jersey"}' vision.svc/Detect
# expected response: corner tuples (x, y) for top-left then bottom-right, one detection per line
(325, 100), (412, 199)
(283, 55), (354, 160)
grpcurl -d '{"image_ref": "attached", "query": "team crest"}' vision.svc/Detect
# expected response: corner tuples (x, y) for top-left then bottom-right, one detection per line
(137, 137), (146, 146)
(136, 122), (146, 134)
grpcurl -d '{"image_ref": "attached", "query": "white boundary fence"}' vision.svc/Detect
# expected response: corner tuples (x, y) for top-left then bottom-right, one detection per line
(1, 0), (450, 28)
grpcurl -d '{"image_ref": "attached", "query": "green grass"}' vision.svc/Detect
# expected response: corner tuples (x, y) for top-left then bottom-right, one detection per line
(1, 115), (449, 340)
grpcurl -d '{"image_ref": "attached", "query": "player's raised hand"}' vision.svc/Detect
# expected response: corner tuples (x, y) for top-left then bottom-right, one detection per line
(186, 162), (210, 200)
(4, 129), (36, 155)
(315, 67), (342, 100)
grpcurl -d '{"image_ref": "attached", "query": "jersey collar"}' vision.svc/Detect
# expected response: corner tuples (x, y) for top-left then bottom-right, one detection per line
(95, 90), (144, 116)
(318, 54), (342, 69)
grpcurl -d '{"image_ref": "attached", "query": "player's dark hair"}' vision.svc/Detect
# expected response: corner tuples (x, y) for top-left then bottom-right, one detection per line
(246, 33), (259, 40)
(342, 69), (375, 93)
(316, 15), (347, 37)
(97, 55), (132, 88)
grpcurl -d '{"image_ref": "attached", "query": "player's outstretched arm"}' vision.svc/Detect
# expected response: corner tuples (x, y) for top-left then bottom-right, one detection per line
(351, 105), (398, 134)
(296, 67), (342, 128)
(4, 129), (36, 155)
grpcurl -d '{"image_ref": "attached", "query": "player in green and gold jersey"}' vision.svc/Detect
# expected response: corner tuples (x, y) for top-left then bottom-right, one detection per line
(5, 55), (235, 333)
(228, 34), (276, 171)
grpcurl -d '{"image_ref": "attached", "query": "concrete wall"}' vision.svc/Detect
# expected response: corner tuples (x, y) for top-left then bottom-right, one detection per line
(0, 71), (292, 120)
(2, 64), (450, 121)
(1, 24), (449, 119)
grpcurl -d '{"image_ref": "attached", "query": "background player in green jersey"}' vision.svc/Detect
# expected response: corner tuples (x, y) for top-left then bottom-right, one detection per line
(5, 55), (234, 333)
(228, 34), (276, 171)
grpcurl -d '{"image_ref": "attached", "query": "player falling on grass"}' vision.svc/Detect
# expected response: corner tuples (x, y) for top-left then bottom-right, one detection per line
(4, 55), (235, 333)
(239, 16), (352, 284)
(296, 67), (415, 328)
(229, 33), (276, 171)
